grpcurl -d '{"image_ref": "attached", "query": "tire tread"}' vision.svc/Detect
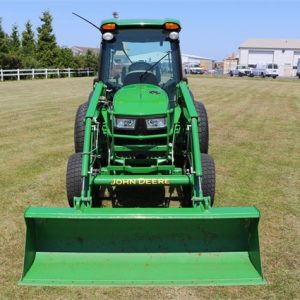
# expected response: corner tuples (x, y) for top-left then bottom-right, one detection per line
(194, 101), (209, 153)
(74, 102), (88, 153)
(201, 153), (216, 206)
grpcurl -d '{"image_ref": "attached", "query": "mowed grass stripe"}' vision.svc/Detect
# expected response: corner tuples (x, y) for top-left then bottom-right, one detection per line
(0, 77), (299, 298)
(190, 77), (299, 297)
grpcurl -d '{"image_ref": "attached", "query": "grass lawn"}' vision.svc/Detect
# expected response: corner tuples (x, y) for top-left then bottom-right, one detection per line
(0, 76), (299, 299)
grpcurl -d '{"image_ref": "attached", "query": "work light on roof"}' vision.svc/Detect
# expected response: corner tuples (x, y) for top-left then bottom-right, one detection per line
(169, 31), (179, 40)
(103, 32), (114, 41)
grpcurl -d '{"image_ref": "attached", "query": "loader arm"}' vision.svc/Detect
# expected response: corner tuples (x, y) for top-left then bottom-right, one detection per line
(76, 82), (106, 207)
(178, 81), (208, 207)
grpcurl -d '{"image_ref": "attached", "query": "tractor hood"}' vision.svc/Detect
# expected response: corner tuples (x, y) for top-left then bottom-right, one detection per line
(113, 84), (169, 116)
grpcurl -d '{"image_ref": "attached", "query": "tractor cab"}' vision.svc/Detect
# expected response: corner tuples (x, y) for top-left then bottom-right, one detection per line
(99, 20), (182, 100)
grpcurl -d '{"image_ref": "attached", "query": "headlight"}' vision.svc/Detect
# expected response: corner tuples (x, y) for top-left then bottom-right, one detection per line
(146, 118), (167, 129)
(169, 31), (179, 40)
(114, 117), (136, 129)
(102, 32), (114, 41)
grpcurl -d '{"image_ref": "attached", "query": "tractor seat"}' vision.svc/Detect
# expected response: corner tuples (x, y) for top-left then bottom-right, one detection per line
(123, 71), (158, 86)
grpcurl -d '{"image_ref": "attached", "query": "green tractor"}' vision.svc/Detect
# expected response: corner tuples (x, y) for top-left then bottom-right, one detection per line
(20, 19), (265, 286)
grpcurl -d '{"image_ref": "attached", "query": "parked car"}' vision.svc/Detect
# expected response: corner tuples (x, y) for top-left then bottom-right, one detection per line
(207, 69), (222, 75)
(297, 59), (300, 79)
(229, 65), (251, 77)
(250, 63), (279, 79)
(184, 64), (204, 74)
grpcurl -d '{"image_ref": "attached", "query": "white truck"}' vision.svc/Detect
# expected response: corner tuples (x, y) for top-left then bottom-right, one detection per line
(229, 65), (251, 77)
(250, 63), (279, 79)
(184, 64), (204, 74)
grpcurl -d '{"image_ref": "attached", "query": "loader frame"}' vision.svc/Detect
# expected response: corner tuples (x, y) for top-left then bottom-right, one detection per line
(76, 80), (210, 209)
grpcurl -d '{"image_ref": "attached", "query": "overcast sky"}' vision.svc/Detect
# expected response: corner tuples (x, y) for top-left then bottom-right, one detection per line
(1, 0), (299, 60)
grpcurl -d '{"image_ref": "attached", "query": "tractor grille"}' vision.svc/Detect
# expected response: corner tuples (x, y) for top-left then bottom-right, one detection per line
(114, 137), (166, 146)
(114, 137), (167, 159)
(116, 151), (166, 158)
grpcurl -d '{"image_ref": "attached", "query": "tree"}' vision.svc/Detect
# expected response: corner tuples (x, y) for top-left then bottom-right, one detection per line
(1, 11), (99, 71)
(10, 23), (20, 53)
(73, 54), (85, 68)
(22, 20), (35, 56)
(0, 17), (9, 54)
(0, 53), (22, 69)
(84, 49), (98, 70)
(54, 47), (75, 68)
(0, 18), (19, 69)
(36, 10), (57, 67)
(21, 20), (37, 68)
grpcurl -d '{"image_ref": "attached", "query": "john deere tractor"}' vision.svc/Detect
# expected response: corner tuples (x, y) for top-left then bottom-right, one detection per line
(20, 19), (265, 286)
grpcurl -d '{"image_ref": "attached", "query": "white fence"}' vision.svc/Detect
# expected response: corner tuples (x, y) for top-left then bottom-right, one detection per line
(0, 68), (95, 81)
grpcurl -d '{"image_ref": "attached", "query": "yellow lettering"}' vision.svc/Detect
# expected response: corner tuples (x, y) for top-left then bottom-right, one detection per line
(111, 178), (170, 185)
(138, 178), (146, 184)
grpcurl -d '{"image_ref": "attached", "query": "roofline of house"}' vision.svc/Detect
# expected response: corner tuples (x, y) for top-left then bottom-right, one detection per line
(239, 46), (300, 50)
(182, 54), (214, 60)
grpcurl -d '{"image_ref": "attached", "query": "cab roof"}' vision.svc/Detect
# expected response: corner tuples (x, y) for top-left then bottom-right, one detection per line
(100, 18), (181, 29)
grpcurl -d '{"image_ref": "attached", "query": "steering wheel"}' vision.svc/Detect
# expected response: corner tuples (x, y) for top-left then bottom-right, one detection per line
(128, 61), (152, 72)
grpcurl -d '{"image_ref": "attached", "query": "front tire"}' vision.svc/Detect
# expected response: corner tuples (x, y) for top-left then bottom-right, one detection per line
(66, 153), (81, 207)
(182, 153), (216, 207)
(201, 153), (216, 206)
(66, 153), (100, 207)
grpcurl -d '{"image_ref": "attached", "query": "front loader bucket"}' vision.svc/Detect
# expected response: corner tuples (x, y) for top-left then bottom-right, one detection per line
(20, 206), (265, 286)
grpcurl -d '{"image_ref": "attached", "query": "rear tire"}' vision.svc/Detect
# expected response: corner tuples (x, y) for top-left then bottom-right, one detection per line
(194, 101), (209, 153)
(66, 153), (100, 207)
(74, 92), (93, 153)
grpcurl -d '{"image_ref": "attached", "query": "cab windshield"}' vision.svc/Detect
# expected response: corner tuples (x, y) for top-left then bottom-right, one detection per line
(100, 29), (181, 98)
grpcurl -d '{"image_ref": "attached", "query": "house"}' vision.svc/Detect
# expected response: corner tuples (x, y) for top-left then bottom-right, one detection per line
(181, 54), (215, 70)
(223, 53), (239, 74)
(239, 39), (300, 76)
(71, 46), (100, 56)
